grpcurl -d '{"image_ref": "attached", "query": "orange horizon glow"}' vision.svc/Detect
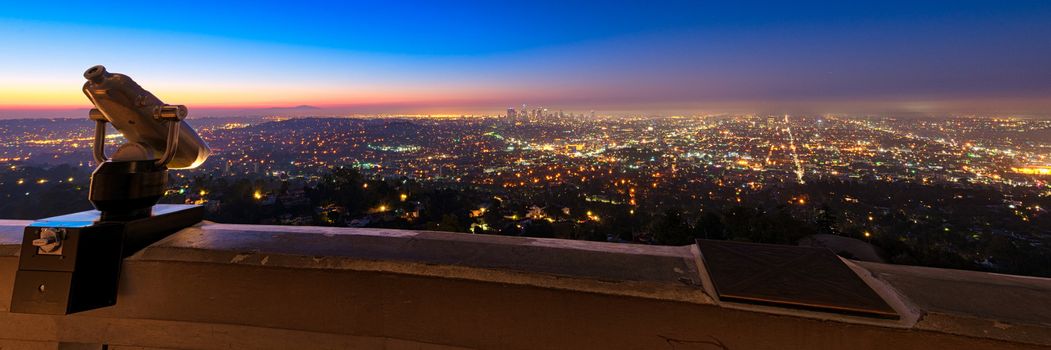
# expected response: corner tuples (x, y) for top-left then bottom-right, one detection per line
(0, 86), (535, 112)
(6, 98), (1051, 117)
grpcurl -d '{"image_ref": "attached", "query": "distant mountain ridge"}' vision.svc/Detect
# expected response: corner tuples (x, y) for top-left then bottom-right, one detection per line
(264, 105), (321, 110)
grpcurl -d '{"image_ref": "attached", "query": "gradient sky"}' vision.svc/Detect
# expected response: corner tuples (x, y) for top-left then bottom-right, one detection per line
(2, 1), (1050, 117)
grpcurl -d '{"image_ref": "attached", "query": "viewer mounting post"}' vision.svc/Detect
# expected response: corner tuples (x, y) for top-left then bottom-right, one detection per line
(9, 65), (211, 314)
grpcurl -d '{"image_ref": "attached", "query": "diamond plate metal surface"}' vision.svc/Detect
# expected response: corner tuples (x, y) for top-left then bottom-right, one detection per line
(697, 239), (898, 319)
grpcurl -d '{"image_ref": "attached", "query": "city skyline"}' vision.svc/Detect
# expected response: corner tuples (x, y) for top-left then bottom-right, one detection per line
(0, 114), (1047, 277)
(2, 1), (1051, 118)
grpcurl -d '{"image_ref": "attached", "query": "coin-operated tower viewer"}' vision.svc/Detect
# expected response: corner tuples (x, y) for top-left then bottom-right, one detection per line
(10, 65), (211, 314)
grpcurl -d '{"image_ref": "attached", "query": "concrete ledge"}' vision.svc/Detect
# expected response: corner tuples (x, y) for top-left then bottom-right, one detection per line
(857, 261), (1051, 346)
(0, 221), (1049, 349)
(136, 222), (710, 304)
(0, 220), (27, 257)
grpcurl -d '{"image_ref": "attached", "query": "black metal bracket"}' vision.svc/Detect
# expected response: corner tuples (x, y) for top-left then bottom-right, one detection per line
(10, 204), (203, 315)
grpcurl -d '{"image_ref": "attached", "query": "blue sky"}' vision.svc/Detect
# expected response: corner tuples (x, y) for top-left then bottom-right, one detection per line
(1, 1), (1050, 117)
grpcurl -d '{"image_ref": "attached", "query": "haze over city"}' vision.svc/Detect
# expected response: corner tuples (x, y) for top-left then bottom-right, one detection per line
(2, 0), (1051, 118)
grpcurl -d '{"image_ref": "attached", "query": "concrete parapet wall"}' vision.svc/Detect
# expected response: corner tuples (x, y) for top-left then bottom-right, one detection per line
(0, 221), (1047, 349)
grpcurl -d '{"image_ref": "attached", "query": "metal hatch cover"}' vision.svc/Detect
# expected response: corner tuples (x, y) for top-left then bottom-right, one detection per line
(696, 239), (898, 319)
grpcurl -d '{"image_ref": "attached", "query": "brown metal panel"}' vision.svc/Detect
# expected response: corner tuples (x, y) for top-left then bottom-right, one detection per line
(697, 239), (898, 319)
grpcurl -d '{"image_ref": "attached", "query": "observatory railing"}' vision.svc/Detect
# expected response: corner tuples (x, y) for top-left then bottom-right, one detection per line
(0, 220), (1049, 350)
